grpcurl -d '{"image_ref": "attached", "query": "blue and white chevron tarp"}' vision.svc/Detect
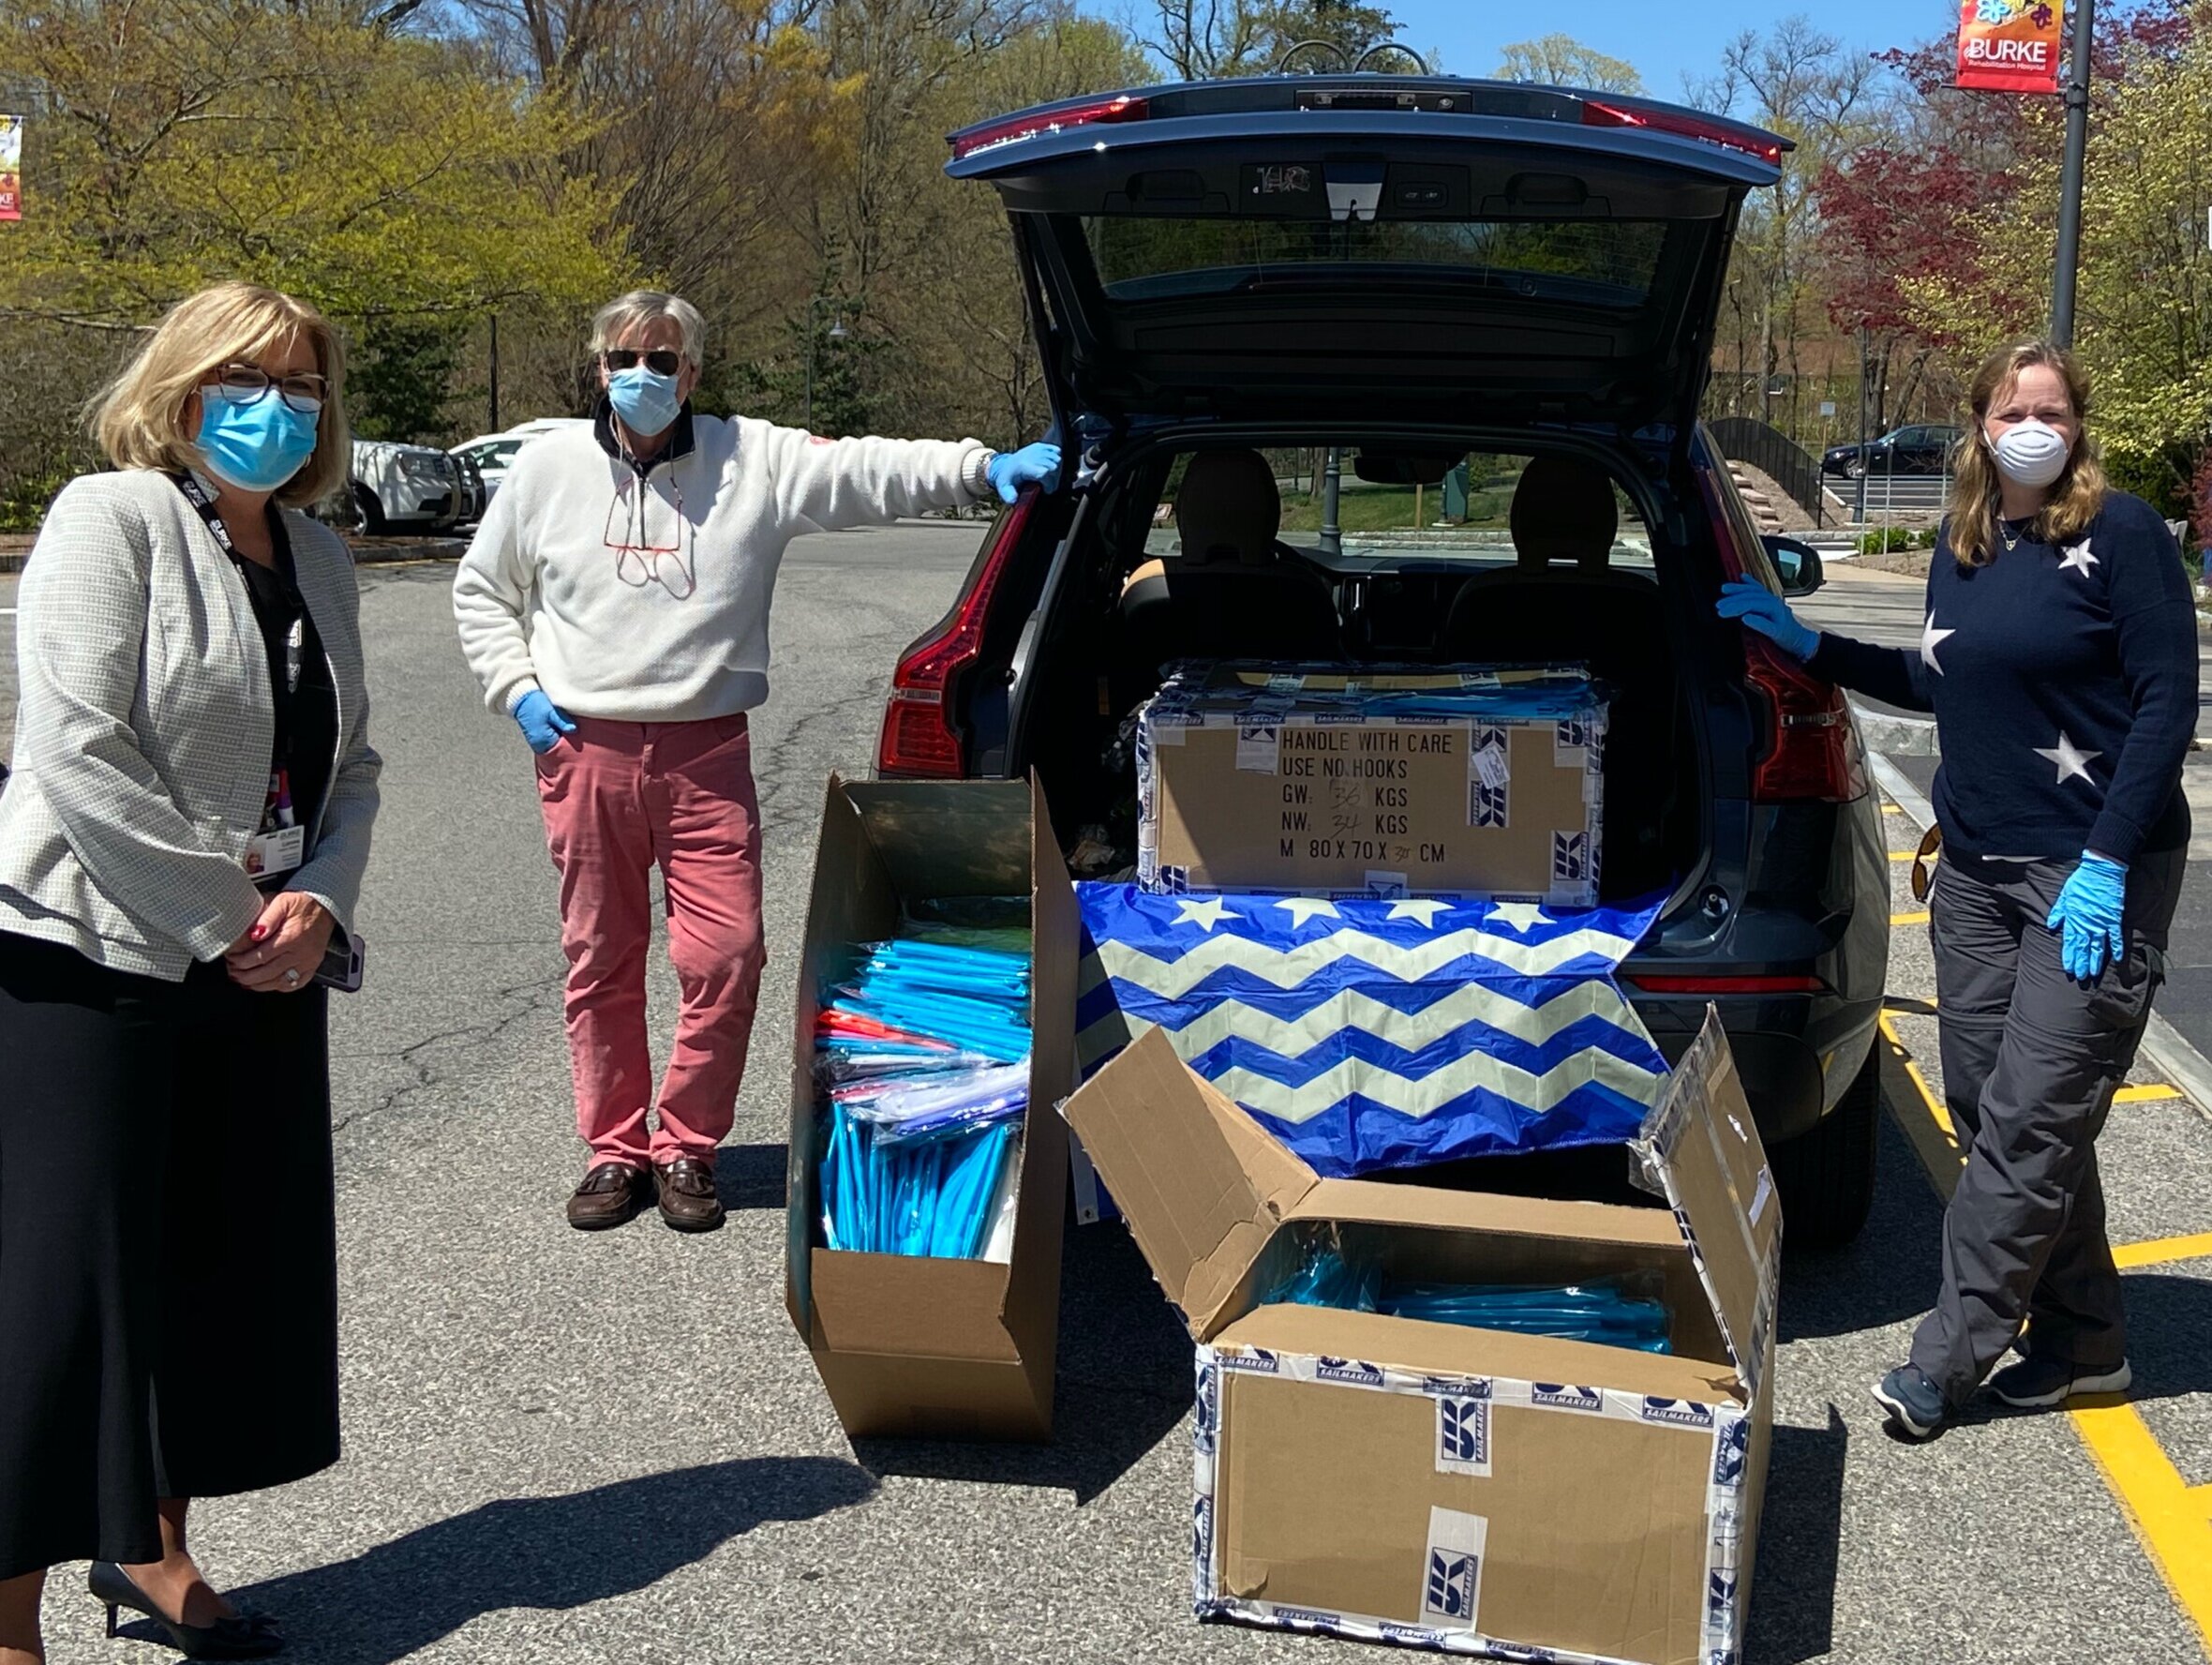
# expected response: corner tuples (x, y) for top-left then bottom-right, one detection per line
(1077, 883), (1668, 1178)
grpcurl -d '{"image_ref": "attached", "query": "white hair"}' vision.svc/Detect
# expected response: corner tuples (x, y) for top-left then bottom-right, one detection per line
(590, 290), (706, 366)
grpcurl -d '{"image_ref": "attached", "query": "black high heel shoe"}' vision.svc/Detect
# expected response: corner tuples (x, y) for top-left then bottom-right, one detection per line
(87, 1560), (284, 1658)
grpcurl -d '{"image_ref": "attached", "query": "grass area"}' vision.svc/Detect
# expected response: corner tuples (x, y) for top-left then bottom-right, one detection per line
(1277, 481), (1513, 534)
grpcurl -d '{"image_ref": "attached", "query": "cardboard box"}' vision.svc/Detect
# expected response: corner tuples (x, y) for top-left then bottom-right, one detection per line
(1136, 664), (1607, 905)
(1061, 1012), (1778, 1664)
(785, 774), (1075, 1442)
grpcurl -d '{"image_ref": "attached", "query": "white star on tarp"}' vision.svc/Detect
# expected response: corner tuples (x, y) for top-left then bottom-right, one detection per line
(1173, 897), (1237, 933)
(2034, 731), (2102, 785)
(2058, 537), (2098, 577)
(1274, 897), (1341, 927)
(1921, 612), (1955, 675)
(1485, 902), (1554, 934)
(1384, 898), (1452, 927)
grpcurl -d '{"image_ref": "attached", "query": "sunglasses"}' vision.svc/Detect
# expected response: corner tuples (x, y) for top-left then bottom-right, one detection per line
(604, 349), (682, 377)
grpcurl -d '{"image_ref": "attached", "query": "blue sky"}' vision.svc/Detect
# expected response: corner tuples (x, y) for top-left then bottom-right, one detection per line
(1089, 0), (1964, 102)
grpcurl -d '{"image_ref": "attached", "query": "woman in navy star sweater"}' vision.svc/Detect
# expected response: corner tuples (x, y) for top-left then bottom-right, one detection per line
(1720, 339), (2197, 1441)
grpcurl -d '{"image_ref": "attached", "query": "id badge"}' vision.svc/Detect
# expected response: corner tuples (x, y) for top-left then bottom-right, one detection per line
(245, 824), (306, 880)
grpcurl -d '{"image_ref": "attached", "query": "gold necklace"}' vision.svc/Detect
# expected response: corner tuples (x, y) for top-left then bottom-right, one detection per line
(1998, 515), (2029, 553)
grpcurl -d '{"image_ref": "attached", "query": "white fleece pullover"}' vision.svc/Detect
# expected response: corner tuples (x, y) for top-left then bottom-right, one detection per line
(453, 412), (991, 722)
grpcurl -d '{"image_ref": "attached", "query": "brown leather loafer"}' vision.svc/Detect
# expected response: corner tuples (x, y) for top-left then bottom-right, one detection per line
(566, 1162), (650, 1231)
(653, 1158), (725, 1233)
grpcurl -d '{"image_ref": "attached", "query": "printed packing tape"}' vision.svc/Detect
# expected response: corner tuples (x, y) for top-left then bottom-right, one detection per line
(1190, 1344), (1753, 1665)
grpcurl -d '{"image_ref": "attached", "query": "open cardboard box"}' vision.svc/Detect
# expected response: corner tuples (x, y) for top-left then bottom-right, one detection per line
(1062, 1012), (1779, 1664)
(785, 774), (1074, 1443)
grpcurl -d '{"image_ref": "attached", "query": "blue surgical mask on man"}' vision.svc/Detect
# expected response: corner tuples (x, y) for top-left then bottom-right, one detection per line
(196, 384), (321, 493)
(607, 365), (683, 437)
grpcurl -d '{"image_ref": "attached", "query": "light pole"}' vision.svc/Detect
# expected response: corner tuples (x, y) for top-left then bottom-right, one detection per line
(2050, 0), (2097, 346)
(803, 296), (849, 432)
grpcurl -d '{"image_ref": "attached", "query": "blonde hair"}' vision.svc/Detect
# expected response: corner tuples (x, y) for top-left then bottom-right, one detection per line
(89, 282), (351, 509)
(1945, 338), (2107, 567)
(590, 290), (706, 366)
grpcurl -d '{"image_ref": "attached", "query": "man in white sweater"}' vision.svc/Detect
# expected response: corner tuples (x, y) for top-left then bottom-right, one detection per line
(454, 290), (1058, 1232)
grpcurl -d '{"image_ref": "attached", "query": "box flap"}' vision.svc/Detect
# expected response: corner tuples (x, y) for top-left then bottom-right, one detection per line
(1060, 1026), (1318, 1339)
(1632, 1009), (1779, 1383)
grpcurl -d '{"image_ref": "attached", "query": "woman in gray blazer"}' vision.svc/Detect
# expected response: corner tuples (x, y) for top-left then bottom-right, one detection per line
(0, 282), (381, 1661)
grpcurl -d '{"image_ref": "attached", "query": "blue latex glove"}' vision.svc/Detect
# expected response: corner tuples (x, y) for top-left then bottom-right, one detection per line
(1716, 579), (1820, 660)
(985, 442), (1061, 503)
(2048, 854), (2128, 982)
(514, 690), (576, 755)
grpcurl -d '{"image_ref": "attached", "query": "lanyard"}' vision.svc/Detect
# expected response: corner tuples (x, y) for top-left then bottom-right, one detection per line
(172, 472), (304, 698)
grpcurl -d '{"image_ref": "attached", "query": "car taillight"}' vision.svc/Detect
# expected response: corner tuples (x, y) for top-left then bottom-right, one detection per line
(1623, 973), (1828, 995)
(949, 95), (1149, 160)
(1698, 463), (1866, 803)
(876, 489), (1036, 779)
(1579, 99), (1786, 167)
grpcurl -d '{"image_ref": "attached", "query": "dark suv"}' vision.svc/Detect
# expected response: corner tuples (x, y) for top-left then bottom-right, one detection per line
(1822, 424), (1964, 478)
(874, 75), (1890, 1244)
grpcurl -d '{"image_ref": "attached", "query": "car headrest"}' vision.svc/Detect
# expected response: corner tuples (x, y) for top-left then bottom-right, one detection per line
(1511, 455), (1620, 571)
(1173, 449), (1280, 566)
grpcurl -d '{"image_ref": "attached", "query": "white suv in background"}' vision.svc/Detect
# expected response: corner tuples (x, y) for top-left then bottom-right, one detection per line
(351, 439), (469, 532)
(453, 418), (591, 509)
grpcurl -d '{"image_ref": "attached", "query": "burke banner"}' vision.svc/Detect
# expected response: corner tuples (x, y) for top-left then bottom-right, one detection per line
(1957, 0), (2064, 93)
(0, 114), (21, 222)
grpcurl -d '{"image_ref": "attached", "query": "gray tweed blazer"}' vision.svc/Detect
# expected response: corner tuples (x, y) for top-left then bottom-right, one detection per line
(0, 469), (381, 981)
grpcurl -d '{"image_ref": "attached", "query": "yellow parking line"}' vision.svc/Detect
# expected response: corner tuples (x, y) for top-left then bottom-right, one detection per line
(1891, 909), (1931, 927)
(2071, 1403), (2212, 1642)
(2114, 1084), (2184, 1106)
(2113, 1231), (2212, 1270)
(1876, 1014), (2212, 1652)
(1888, 850), (1916, 862)
(1882, 802), (1904, 814)
(1876, 1013), (1962, 1192)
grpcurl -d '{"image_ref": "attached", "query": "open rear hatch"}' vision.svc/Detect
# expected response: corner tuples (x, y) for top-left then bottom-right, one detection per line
(947, 78), (1788, 434)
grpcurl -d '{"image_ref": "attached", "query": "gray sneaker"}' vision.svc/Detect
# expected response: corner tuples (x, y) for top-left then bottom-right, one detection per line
(1988, 1356), (2131, 1409)
(1871, 1364), (1948, 1440)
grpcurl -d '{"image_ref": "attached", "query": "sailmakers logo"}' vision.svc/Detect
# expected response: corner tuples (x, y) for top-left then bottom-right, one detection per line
(1641, 1396), (1716, 1429)
(1315, 1355), (1385, 1388)
(1530, 1383), (1605, 1414)
(1436, 1395), (1492, 1476)
(1219, 1347), (1280, 1375)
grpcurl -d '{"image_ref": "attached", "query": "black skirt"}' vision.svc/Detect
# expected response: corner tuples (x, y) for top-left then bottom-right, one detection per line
(0, 932), (339, 1579)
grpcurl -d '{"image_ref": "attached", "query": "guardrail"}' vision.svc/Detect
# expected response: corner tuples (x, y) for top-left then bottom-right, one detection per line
(1707, 416), (1830, 527)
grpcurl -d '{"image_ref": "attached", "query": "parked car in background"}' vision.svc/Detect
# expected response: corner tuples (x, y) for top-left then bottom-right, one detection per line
(1821, 423), (1962, 478)
(453, 418), (591, 509)
(351, 438), (467, 532)
(882, 72), (1891, 1247)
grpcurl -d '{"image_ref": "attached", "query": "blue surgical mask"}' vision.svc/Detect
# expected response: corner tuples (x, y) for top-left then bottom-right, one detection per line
(607, 365), (682, 437)
(196, 384), (321, 493)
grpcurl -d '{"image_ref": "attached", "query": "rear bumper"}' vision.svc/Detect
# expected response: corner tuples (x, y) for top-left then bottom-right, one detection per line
(1633, 992), (1880, 1144)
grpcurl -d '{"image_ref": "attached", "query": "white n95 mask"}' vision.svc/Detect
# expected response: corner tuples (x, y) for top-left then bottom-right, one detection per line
(1987, 419), (2070, 488)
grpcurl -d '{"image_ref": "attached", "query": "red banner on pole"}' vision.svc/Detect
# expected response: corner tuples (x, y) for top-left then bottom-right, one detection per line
(1957, 0), (2064, 92)
(0, 114), (21, 222)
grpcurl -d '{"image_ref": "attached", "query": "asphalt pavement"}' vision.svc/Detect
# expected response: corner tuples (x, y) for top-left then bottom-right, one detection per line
(0, 537), (2208, 1663)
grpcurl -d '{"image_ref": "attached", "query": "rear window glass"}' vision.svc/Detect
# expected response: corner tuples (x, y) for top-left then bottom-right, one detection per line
(1143, 449), (1654, 569)
(1084, 217), (1668, 305)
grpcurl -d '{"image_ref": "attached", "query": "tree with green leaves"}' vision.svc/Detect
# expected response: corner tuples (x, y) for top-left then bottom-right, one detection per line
(0, 0), (630, 334)
(1494, 35), (1645, 93)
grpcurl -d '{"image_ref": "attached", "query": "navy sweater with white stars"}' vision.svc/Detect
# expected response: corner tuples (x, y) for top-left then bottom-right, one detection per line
(1810, 489), (2196, 867)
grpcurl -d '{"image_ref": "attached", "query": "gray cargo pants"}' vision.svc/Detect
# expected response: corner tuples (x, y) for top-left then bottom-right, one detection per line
(1910, 845), (2184, 1404)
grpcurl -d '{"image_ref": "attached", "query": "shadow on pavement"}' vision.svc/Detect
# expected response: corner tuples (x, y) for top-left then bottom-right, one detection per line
(2099, 1270), (2212, 1403)
(1779, 1113), (1947, 1342)
(1745, 1405), (1848, 1665)
(854, 1219), (1191, 1505)
(219, 1457), (874, 1665)
(714, 1141), (787, 1212)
